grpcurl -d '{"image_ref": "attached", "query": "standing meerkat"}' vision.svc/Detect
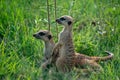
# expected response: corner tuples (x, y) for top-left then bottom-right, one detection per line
(53, 15), (76, 72)
(54, 15), (113, 72)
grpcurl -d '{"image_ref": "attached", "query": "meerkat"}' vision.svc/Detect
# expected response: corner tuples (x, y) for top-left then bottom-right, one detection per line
(33, 30), (55, 61)
(33, 30), (59, 70)
(54, 15), (113, 72)
(53, 15), (76, 72)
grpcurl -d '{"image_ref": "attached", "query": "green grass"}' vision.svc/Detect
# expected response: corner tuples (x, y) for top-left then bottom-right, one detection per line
(0, 0), (120, 80)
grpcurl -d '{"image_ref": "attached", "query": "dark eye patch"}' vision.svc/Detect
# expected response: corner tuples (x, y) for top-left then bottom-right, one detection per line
(60, 17), (65, 21)
(39, 32), (45, 36)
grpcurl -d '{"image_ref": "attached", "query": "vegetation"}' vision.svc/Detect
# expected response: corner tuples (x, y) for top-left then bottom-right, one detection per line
(0, 0), (120, 80)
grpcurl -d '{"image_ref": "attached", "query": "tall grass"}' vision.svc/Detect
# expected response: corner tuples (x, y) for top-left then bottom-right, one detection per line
(0, 0), (120, 80)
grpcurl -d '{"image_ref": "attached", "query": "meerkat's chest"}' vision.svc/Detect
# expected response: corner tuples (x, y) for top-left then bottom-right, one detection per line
(59, 32), (69, 42)
(44, 44), (54, 59)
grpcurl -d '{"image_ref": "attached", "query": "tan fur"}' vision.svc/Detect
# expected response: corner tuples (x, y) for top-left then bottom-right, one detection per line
(54, 15), (114, 72)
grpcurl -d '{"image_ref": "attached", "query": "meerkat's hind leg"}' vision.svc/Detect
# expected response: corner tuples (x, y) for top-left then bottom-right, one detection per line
(56, 57), (65, 72)
(56, 57), (72, 73)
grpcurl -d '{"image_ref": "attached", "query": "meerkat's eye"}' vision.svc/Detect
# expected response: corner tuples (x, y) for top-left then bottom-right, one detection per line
(60, 17), (65, 21)
(39, 32), (45, 36)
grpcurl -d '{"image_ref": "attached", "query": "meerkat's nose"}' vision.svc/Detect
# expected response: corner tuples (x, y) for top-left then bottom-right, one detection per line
(33, 34), (36, 37)
(56, 19), (59, 22)
(56, 19), (62, 24)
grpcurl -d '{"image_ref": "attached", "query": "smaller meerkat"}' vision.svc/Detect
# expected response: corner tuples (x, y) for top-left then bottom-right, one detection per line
(33, 30), (55, 61)
(33, 30), (59, 70)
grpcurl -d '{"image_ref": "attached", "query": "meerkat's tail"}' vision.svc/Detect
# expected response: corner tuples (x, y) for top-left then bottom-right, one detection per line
(91, 51), (114, 62)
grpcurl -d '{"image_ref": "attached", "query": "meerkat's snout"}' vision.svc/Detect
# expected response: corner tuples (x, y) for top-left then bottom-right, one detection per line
(33, 33), (42, 39)
(33, 33), (39, 39)
(33, 31), (46, 39)
(56, 17), (66, 24)
(33, 34), (36, 37)
(56, 19), (62, 24)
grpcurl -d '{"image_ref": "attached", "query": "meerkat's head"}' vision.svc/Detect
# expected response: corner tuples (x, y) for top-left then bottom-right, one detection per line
(33, 30), (52, 42)
(56, 15), (73, 26)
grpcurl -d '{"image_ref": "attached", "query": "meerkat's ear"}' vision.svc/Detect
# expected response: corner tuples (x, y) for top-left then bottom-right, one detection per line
(48, 35), (52, 40)
(68, 21), (72, 25)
